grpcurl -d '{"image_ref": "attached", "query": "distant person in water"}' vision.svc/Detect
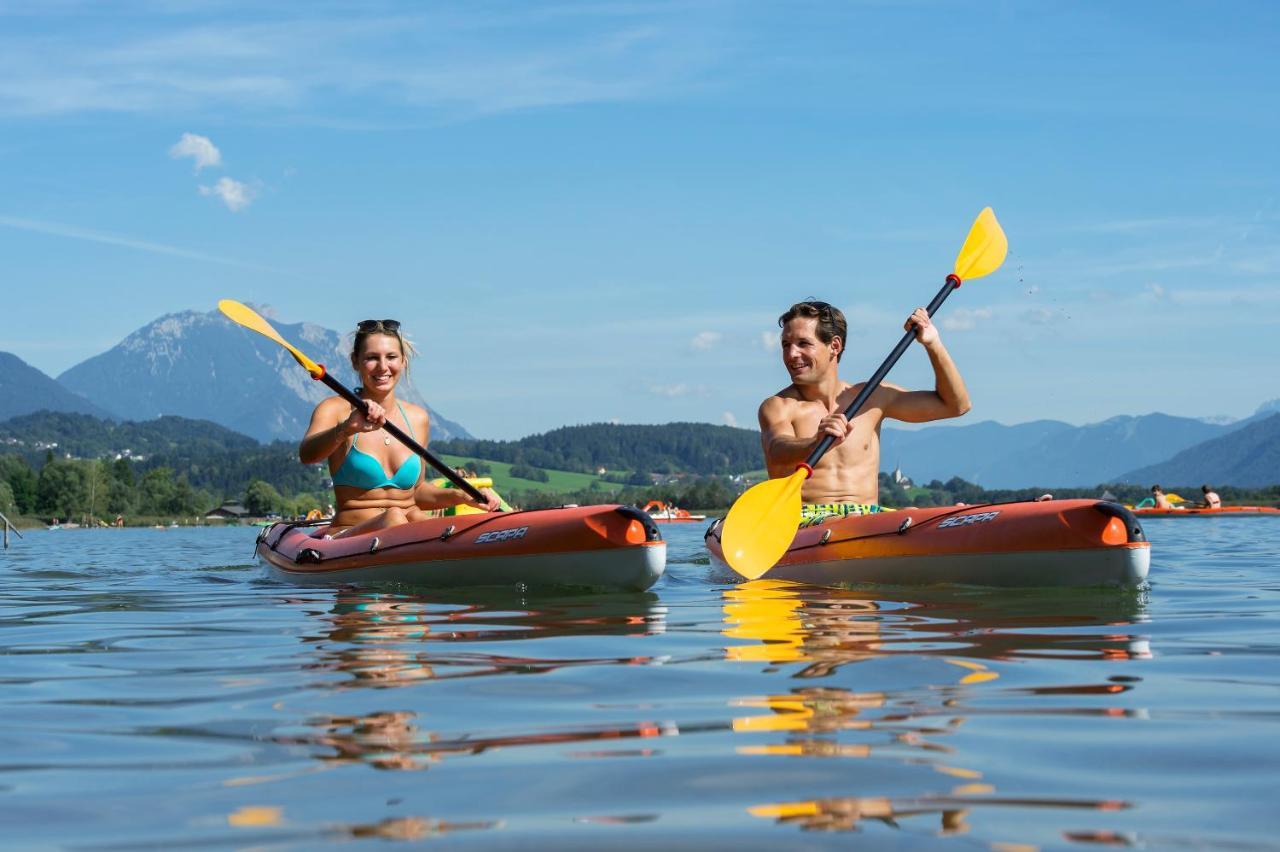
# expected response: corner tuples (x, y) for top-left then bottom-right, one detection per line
(1201, 485), (1222, 509)
(299, 319), (500, 538)
(1151, 485), (1173, 510)
(758, 300), (970, 526)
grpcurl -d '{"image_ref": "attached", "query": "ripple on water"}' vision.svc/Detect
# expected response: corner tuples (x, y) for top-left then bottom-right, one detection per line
(0, 521), (1278, 847)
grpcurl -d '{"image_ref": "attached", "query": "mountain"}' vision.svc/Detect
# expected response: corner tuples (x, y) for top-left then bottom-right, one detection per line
(880, 420), (1075, 484)
(1117, 413), (1280, 487)
(0, 352), (113, 421)
(56, 308), (471, 444)
(882, 413), (1240, 488)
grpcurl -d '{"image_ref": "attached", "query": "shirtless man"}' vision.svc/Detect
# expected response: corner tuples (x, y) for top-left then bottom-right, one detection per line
(758, 300), (971, 524)
(1151, 485), (1173, 510)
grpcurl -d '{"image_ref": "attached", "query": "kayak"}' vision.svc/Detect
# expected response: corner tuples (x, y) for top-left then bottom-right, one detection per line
(1133, 506), (1280, 517)
(257, 504), (666, 591)
(643, 500), (707, 523)
(705, 499), (1149, 587)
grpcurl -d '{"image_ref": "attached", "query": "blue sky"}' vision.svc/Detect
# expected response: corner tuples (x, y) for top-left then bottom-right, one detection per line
(2, 1), (1277, 439)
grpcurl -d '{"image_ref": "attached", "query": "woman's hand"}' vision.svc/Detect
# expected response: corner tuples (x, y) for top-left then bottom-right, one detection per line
(341, 400), (387, 436)
(465, 487), (504, 513)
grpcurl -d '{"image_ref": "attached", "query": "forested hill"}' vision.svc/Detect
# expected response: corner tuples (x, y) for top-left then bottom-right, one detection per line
(434, 422), (763, 475)
(0, 411), (327, 500)
(0, 411), (258, 459)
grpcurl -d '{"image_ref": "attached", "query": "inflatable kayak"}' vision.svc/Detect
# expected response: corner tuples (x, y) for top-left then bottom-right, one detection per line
(257, 504), (666, 591)
(1133, 505), (1280, 517)
(705, 499), (1149, 587)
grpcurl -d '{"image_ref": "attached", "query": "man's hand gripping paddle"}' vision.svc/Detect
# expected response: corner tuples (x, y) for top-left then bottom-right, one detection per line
(217, 300), (493, 507)
(719, 208), (1007, 579)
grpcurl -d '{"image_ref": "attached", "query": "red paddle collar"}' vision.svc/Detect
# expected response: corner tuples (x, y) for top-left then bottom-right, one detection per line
(946, 274), (962, 288)
(796, 462), (814, 479)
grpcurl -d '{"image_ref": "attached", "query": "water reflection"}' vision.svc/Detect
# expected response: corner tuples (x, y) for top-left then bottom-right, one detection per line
(305, 590), (668, 688)
(723, 580), (1150, 670)
(276, 590), (674, 773)
(749, 791), (1130, 836)
(724, 580), (1147, 836)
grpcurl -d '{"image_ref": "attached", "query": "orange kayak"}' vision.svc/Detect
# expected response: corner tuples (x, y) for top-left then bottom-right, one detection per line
(1133, 506), (1280, 517)
(705, 499), (1149, 587)
(257, 505), (666, 591)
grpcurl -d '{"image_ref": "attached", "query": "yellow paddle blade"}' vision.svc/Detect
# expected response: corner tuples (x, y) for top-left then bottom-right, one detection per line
(720, 469), (807, 580)
(953, 206), (1008, 281)
(218, 299), (324, 378)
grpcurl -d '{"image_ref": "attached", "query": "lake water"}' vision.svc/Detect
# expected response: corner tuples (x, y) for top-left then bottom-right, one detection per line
(1, 517), (1277, 849)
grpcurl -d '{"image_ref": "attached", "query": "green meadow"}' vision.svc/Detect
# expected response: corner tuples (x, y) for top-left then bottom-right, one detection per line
(436, 454), (626, 496)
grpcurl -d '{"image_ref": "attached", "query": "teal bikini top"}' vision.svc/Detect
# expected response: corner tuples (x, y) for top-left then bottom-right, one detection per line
(331, 402), (422, 491)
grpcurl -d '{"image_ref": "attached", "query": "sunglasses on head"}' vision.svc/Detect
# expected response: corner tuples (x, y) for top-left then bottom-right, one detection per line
(357, 319), (401, 333)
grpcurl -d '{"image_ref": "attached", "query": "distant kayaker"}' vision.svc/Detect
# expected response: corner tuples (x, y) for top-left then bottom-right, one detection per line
(758, 300), (970, 525)
(299, 319), (501, 538)
(1151, 485), (1173, 510)
(1201, 485), (1222, 509)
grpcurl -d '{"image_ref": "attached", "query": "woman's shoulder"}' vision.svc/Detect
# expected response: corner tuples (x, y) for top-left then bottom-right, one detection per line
(401, 400), (431, 422)
(312, 395), (356, 422)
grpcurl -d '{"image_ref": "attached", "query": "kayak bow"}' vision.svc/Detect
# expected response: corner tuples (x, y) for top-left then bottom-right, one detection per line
(706, 499), (1149, 587)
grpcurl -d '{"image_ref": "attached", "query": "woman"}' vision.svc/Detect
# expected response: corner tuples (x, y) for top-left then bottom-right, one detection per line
(300, 319), (500, 537)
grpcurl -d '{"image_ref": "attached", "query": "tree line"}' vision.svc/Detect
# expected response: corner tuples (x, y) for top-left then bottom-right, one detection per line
(0, 452), (329, 524)
(435, 422), (762, 476)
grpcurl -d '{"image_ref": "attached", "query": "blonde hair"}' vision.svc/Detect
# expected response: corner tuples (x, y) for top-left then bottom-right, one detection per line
(350, 320), (417, 375)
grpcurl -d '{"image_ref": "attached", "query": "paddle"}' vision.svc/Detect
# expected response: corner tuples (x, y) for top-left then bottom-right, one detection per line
(720, 207), (1008, 580)
(217, 300), (492, 507)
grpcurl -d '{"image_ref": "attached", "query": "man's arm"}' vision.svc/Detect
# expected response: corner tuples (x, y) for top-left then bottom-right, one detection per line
(883, 308), (971, 424)
(759, 396), (851, 470)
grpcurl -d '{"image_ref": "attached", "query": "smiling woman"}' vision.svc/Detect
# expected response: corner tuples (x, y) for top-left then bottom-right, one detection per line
(298, 319), (501, 538)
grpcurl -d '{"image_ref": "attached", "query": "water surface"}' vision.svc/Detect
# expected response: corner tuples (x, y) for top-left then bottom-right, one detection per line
(1, 518), (1277, 848)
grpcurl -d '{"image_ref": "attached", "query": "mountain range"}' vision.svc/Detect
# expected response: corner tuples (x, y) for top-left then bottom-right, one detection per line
(1, 307), (470, 444)
(879, 403), (1280, 488)
(0, 352), (113, 421)
(0, 309), (1276, 486)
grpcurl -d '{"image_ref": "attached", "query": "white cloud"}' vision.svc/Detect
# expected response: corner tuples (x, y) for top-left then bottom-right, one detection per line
(758, 330), (780, 349)
(1020, 307), (1055, 325)
(1146, 283), (1166, 299)
(199, 177), (255, 212)
(722, 411), (738, 427)
(690, 330), (721, 350)
(648, 383), (692, 398)
(169, 132), (222, 172)
(939, 307), (993, 331)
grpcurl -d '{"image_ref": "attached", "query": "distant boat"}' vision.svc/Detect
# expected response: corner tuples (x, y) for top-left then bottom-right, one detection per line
(643, 500), (707, 523)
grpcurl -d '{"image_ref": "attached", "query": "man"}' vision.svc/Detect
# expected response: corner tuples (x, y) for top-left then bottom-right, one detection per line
(758, 300), (971, 525)
(1201, 484), (1222, 509)
(1151, 485), (1173, 510)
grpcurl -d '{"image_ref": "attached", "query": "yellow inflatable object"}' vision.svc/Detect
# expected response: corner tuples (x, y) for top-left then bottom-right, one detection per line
(430, 477), (513, 515)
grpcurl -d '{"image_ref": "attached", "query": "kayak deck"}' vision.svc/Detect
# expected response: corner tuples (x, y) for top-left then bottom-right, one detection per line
(258, 504), (667, 592)
(705, 499), (1149, 588)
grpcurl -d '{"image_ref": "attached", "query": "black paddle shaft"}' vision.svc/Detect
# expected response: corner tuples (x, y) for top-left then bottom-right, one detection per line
(317, 371), (491, 506)
(804, 275), (961, 469)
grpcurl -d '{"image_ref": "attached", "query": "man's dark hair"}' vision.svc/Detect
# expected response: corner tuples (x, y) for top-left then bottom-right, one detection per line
(778, 301), (848, 362)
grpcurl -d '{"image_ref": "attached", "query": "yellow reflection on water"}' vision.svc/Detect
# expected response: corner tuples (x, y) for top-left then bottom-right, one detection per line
(723, 582), (1146, 840)
(226, 805), (283, 827)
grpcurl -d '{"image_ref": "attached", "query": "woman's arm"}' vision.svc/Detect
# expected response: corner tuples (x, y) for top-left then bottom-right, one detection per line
(299, 397), (388, 464)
